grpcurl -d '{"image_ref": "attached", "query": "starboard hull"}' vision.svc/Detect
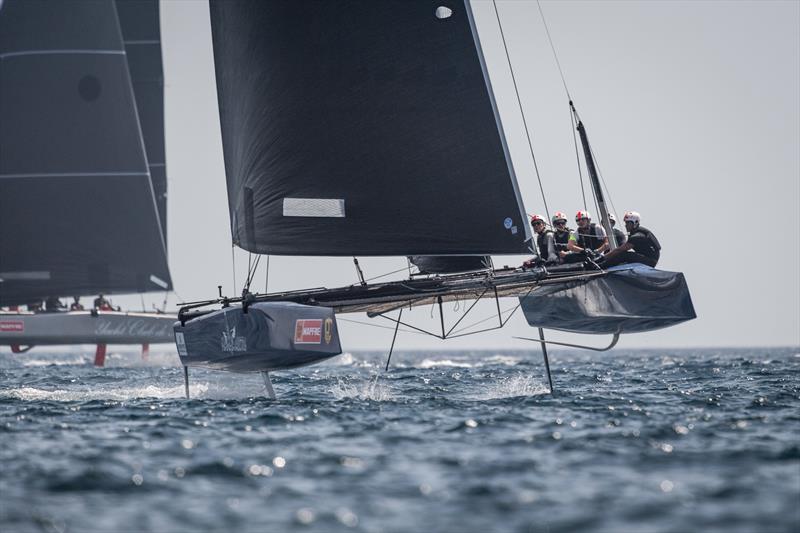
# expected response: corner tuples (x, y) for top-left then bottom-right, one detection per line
(0, 310), (176, 346)
(174, 302), (341, 373)
(520, 264), (696, 335)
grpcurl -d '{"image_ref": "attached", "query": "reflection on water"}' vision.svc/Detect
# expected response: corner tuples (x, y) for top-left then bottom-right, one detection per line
(1, 347), (798, 532)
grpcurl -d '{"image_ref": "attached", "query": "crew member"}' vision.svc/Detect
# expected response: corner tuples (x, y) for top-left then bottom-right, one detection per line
(523, 214), (558, 267)
(69, 297), (84, 311)
(94, 294), (113, 311)
(568, 210), (609, 257)
(45, 296), (65, 312)
(550, 212), (573, 262)
(600, 211), (661, 268)
(607, 213), (627, 247)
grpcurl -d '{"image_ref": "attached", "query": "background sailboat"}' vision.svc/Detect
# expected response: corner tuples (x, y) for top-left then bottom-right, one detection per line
(0, 0), (175, 362)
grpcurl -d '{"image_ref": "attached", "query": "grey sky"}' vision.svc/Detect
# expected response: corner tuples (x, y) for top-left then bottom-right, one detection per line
(130, 0), (799, 350)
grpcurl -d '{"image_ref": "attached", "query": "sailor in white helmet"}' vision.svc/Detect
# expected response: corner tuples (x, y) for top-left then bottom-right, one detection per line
(606, 213), (627, 247)
(600, 211), (661, 268)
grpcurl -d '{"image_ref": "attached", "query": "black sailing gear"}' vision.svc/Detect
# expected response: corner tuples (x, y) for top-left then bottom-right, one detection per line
(627, 226), (660, 262)
(536, 230), (558, 263)
(553, 229), (571, 252)
(574, 222), (606, 251)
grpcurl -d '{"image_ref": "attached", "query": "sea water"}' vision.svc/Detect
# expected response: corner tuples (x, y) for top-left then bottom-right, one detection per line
(1, 348), (798, 532)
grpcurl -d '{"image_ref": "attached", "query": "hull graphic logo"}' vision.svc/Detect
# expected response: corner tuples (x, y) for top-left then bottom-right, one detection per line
(0, 321), (24, 333)
(221, 325), (247, 352)
(294, 319), (322, 344)
(324, 318), (333, 344)
(175, 331), (188, 356)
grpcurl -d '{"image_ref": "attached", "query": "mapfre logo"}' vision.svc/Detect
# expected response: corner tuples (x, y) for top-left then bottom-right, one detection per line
(0, 321), (24, 333)
(294, 319), (322, 344)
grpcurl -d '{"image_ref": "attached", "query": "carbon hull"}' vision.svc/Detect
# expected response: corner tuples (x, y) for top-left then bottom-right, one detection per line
(520, 264), (696, 334)
(174, 302), (342, 372)
(0, 310), (176, 345)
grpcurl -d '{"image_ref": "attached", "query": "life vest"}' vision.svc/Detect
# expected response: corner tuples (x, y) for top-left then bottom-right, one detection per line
(536, 230), (556, 261)
(576, 223), (604, 251)
(612, 228), (627, 247)
(629, 226), (661, 260)
(553, 229), (571, 252)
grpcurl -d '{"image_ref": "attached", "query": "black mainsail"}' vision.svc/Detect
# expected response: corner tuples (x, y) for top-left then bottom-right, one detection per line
(0, 0), (171, 306)
(209, 0), (530, 256)
(116, 0), (168, 242)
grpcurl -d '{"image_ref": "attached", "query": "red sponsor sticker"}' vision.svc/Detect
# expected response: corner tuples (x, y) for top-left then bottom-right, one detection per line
(294, 319), (322, 344)
(0, 321), (24, 333)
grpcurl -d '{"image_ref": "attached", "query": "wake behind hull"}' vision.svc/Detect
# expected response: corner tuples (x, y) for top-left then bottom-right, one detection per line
(520, 264), (696, 335)
(0, 310), (176, 345)
(174, 302), (342, 373)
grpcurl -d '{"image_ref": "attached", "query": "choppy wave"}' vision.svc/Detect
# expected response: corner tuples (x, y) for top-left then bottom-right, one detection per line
(475, 374), (550, 400)
(0, 347), (798, 533)
(1, 383), (209, 402)
(329, 375), (393, 401)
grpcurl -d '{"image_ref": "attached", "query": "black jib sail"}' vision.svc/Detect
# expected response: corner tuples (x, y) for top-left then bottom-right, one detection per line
(409, 255), (492, 275)
(116, 0), (168, 242)
(209, 0), (530, 256)
(0, 0), (171, 306)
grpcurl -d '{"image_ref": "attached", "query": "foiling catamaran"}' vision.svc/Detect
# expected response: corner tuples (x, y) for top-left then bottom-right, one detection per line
(0, 0), (176, 364)
(174, 0), (695, 397)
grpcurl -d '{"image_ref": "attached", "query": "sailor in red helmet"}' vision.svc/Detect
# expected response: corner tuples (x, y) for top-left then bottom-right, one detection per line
(550, 212), (572, 260)
(523, 214), (558, 267)
(567, 210), (609, 258)
(599, 211), (661, 268)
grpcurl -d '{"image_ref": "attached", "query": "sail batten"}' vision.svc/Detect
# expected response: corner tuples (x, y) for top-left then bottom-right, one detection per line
(210, 0), (531, 256)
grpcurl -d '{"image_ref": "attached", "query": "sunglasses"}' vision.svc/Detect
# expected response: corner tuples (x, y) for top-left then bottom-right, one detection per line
(532, 221), (544, 226)
(554, 221), (566, 225)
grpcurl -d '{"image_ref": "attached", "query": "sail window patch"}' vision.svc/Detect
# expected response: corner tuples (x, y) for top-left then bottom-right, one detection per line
(149, 275), (169, 289)
(283, 198), (345, 218)
(78, 75), (102, 101)
(435, 6), (453, 19)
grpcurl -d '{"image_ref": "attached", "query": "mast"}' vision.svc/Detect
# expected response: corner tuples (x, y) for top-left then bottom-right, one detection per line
(572, 103), (617, 249)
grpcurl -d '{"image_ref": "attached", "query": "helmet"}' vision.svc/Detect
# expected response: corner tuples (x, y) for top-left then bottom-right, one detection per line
(530, 214), (545, 226)
(575, 210), (591, 222)
(551, 212), (567, 224)
(623, 211), (641, 224)
(608, 212), (616, 223)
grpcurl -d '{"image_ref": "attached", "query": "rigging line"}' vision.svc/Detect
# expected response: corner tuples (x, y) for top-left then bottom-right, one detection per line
(491, 0), (550, 223)
(588, 143), (620, 220)
(264, 255), (270, 294)
(450, 303), (519, 336)
(171, 289), (187, 304)
(336, 317), (424, 336)
(231, 245), (237, 295)
(536, 0), (572, 101)
(246, 252), (252, 291)
(362, 267), (409, 284)
(245, 254), (262, 292)
(570, 106), (588, 210)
